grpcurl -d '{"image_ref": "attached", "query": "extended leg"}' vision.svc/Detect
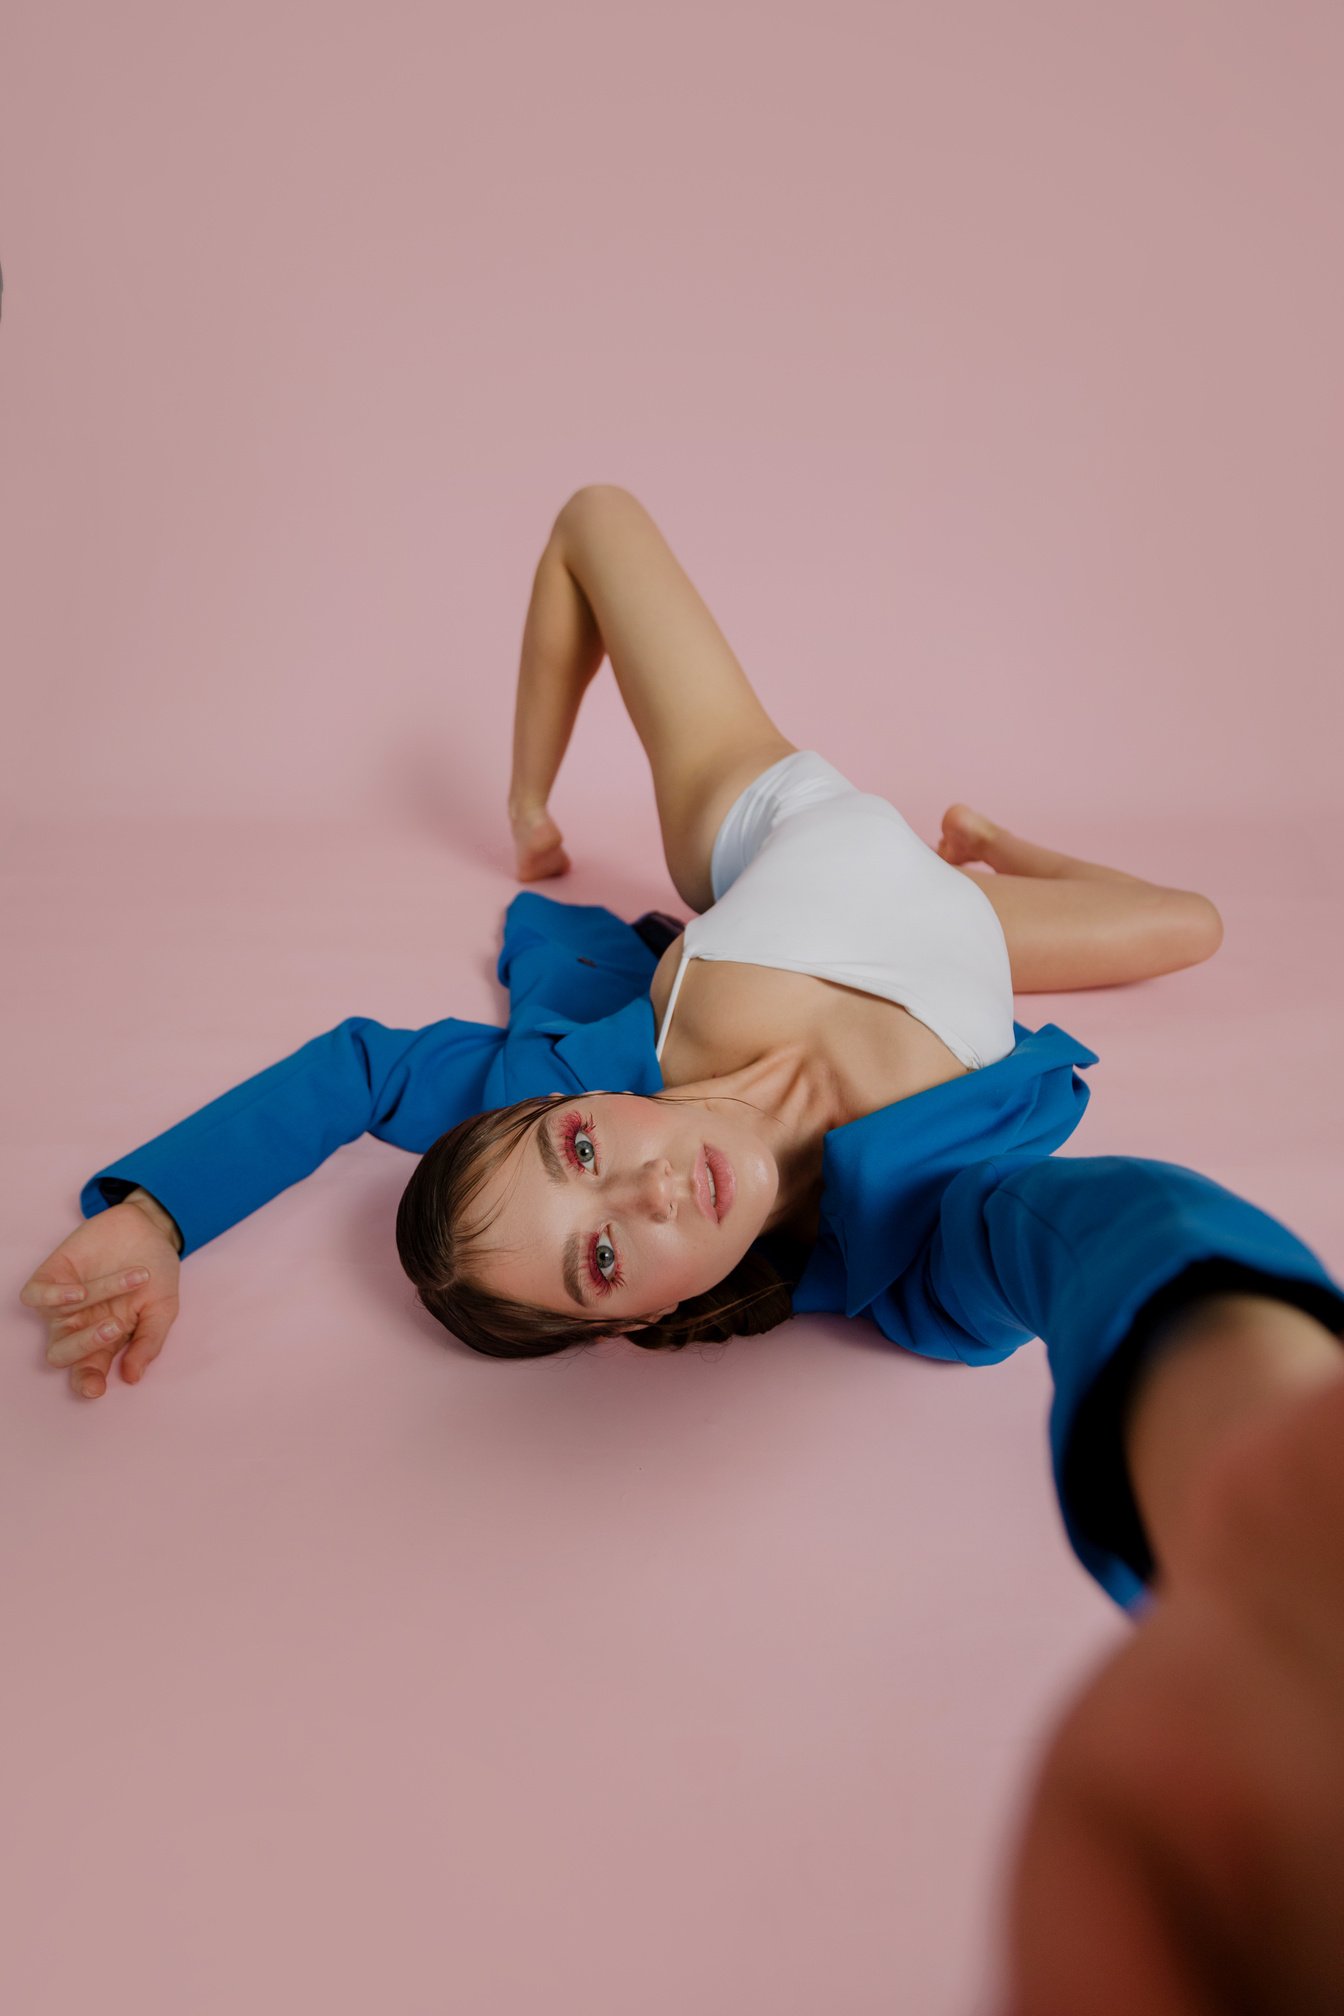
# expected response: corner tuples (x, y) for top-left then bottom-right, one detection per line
(937, 807), (1223, 992)
(958, 872), (1224, 992)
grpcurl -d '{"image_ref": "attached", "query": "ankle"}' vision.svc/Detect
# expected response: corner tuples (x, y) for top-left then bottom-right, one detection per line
(979, 823), (1009, 868)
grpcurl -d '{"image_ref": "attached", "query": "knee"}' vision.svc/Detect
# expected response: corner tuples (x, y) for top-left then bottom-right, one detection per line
(1192, 896), (1225, 961)
(557, 483), (636, 532)
(1163, 891), (1224, 968)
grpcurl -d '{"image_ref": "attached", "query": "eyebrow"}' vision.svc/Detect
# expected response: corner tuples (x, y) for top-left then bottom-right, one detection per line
(536, 1112), (590, 1308)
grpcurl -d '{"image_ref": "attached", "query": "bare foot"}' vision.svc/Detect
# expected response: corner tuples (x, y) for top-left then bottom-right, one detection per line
(937, 803), (999, 867)
(511, 805), (572, 882)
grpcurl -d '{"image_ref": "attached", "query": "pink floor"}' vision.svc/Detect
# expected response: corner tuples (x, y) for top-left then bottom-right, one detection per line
(4, 3), (1341, 2007)
(5, 807), (1340, 2014)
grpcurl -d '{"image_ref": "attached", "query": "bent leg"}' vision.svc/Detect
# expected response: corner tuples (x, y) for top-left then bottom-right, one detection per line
(954, 869), (1224, 991)
(552, 487), (797, 912)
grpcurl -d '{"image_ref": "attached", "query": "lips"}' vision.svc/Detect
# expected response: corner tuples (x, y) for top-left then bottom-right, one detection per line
(704, 1145), (735, 1223)
(694, 1146), (717, 1224)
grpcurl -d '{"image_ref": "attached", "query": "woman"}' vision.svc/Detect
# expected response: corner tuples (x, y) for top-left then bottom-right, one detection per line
(22, 486), (1343, 1601)
(21, 485), (1344, 2009)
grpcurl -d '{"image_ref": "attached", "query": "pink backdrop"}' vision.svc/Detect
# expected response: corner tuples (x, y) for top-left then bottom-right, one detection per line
(3, 4), (1342, 2013)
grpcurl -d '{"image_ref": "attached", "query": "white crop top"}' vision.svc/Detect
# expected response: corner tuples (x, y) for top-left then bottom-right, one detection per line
(653, 750), (1016, 1074)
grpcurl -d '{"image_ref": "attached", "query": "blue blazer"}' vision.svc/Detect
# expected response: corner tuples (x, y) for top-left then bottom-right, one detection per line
(80, 891), (1344, 1617)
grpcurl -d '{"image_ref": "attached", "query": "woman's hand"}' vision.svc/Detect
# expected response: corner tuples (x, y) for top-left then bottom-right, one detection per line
(20, 1200), (182, 1398)
(510, 802), (572, 882)
(1003, 1363), (1344, 2015)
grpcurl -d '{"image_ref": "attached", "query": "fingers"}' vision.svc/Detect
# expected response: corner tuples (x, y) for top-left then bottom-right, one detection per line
(44, 1304), (175, 1397)
(120, 1312), (171, 1383)
(44, 1300), (115, 1350)
(71, 1349), (116, 1399)
(46, 1312), (130, 1369)
(20, 1267), (152, 1311)
(39, 1329), (122, 1399)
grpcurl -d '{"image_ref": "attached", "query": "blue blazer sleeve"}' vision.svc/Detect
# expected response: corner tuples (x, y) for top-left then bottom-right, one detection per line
(906, 1151), (1344, 1615)
(79, 1013), (507, 1261)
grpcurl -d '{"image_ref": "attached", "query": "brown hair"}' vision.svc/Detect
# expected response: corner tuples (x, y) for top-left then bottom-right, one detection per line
(395, 1089), (809, 1359)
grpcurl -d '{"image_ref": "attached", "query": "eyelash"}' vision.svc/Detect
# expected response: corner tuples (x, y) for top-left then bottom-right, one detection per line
(560, 1110), (624, 1295)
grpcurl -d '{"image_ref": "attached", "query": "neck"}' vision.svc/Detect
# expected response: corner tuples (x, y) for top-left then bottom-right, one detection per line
(665, 1042), (845, 1240)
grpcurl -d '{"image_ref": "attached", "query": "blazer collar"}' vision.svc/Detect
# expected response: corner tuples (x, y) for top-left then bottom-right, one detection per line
(804, 1021), (1099, 1317)
(487, 993), (665, 1109)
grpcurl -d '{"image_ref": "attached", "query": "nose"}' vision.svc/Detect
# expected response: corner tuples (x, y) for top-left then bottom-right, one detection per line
(622, 1156), (678, 1221)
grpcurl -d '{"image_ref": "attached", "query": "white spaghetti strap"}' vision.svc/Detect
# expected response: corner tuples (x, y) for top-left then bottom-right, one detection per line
(654, 945), (692, 1063)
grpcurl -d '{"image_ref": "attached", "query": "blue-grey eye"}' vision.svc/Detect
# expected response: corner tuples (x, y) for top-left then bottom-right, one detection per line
(596, 1238), (617, 1280)
(574, 1129), (596, 1167)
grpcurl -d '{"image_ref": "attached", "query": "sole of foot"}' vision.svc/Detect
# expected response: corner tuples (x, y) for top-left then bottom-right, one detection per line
(516, 843), (572, 882)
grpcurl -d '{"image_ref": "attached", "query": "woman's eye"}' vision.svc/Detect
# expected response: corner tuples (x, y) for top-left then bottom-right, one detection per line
(595, 1238), (618, 1282)
(572, 1127), (597, 1168)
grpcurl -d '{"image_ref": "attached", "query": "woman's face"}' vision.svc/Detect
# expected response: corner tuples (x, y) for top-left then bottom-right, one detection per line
(464, 1091), (782, 1330)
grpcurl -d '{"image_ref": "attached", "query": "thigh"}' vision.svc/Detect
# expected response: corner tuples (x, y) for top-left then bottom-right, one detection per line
(954, 867), (1213, 992)
(555, 485), (798, 912)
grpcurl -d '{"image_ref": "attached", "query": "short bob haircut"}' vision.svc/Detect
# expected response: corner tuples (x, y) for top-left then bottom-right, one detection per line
(395, 1089), (810, 1359)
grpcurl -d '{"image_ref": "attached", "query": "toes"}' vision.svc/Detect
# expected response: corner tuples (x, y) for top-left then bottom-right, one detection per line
(938, 807), (977, 864)
(518, 844), (571, 883)
(940, 804), (995, 864)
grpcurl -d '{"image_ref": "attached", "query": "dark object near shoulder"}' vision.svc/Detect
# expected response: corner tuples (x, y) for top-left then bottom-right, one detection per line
(631, 910), (687, 958)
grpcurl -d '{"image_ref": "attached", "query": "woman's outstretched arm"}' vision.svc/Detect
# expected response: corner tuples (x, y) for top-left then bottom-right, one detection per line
(76, 1011), (509, 1260)
(21, 1011), (511, 1400)
(909, 1149), (1344, 1611)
